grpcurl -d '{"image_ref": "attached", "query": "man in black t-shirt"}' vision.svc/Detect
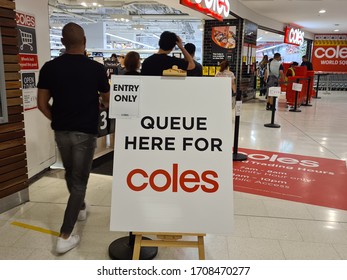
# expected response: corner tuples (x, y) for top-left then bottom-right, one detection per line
(141, 31), (195, 76)
(37, 22), (110, 254)
(184, 43), (203, 77)
(301, 55), (313, 71)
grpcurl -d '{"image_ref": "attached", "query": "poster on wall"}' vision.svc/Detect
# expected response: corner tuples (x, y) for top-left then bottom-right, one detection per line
(16, 11), (38, 70)
(109, 76), (234, 234)
(16, 11), (39, 111)
(21, 72), (37, 111)
(312, 34), (347, 72)
(211, 26), (237, 61)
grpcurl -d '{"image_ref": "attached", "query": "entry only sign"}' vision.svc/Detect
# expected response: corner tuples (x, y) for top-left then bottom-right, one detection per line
(109, 76), (233, 234)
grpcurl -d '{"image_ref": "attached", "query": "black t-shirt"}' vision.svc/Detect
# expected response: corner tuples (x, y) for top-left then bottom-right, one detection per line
(301, 61), (313, 71)
(141, 53), (189, 76)
(187, 60), (203, 76)
(117, 64), (127, 75)
(37, 54), (110, 134)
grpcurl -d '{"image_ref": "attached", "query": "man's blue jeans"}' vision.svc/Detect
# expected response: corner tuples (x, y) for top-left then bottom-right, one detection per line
(55, 131), (97, 235)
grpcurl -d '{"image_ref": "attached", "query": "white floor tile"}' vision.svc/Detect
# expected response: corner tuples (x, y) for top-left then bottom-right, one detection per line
(280, 240), (341, 260)
(294, 220), (347, 244)
(227, 236), (285, 260)
(248, 216), (302, 241)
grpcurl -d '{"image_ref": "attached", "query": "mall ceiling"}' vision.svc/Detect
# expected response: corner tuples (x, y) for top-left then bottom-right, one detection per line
(239, 0), (347, 34)
(48, 0), (346, 52)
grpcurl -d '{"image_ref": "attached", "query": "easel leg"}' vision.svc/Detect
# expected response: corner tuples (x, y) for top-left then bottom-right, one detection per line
(197, 235), (205, 260)
(132, 234), (142, 260)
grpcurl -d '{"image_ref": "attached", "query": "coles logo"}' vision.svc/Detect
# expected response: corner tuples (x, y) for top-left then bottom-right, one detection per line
(16, 12), (35, 28)
(314, 45), (347, 59)
(284, 27), (304, 46)
(241, 152), (319, 167)
(181, 0), (230, 21)
(194, 0), (230, 18)
(127, 163), (219, 193)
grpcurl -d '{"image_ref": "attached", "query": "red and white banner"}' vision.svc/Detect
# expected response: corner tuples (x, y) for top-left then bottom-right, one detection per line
(110, 76), (233, 234)
(234, 148), (347, 211)
(16, 11), (39, 70)
(312, 34), (347, 72)
(284, 26), (304, 46)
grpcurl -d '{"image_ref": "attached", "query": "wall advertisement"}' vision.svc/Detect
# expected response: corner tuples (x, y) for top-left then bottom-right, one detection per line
(16, 11), (39, 111)
(312, 34), (347, 72)
(109, 76), (233, 234)
(211, 25), (237, 61)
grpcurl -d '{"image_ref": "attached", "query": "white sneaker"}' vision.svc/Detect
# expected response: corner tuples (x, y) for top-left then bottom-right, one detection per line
(78, 203), (87, 221)
(56, 235), (80, 254)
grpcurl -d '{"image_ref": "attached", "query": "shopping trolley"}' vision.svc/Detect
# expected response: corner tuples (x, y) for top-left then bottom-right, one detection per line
(19, 29), (33, 51)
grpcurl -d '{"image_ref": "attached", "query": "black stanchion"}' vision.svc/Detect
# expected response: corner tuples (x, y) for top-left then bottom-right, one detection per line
(108, 232), (158, 260)
(289, 78), (302, 112)
(301, 75), (313, 107)
(313, 73), (322, 99)
(264, 96), (280, 128)
(233, 91), (247, 161)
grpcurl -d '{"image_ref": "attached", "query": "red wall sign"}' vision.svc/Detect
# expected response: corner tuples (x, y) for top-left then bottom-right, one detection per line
(180, 0), (230, 21)
(284, 26), (304, 46)
(312, 34), (347, 72)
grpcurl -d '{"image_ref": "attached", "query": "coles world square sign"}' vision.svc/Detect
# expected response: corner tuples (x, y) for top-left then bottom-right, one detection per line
(109, 76), (234, 234)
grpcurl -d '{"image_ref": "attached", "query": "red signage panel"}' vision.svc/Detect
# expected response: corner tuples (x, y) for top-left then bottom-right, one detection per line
(233, 148), (347, 211)
(284, 26), (304, 46)
(180, 0), (230, 21)
(312, 34), (347, 72)
(19, 54), (39, 70)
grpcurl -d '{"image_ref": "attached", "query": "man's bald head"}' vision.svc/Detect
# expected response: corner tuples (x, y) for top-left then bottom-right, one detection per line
(61, 22), (86, 52)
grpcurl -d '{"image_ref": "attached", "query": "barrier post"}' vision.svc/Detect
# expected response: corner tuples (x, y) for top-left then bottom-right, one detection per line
(264, 96), (280, 128)
(313, 73), (322, 99)
(108, 232), (158, 260)
(302, 74), (313, 107)
(289, 78), (302, 112)
(233, 90), (247, 161)
(264, 86), (281, 128)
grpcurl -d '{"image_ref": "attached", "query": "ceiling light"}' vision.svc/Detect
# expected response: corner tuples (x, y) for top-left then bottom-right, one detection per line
(132, 24), (145, 30)
(113, 15), (132, 22)
(318, 9), (326, 14)
(77, 0), (104, 7)
(198, 24), (204, 31)
(334, 29), (339, 32)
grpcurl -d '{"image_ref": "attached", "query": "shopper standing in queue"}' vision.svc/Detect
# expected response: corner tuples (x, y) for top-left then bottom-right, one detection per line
(124, 51), (141, 75)
(37, 22), (110, 254)
(184, 43), (203, 76)
(141, 31), (195, 76)
(257, 55), (268, 96)
(264, 52), (285, 110)
(215, 60), (237, 108)
(116, 54), (127, 75)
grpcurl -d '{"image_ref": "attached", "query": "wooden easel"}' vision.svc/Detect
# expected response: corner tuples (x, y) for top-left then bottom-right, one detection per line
(132, 232), (206, 260)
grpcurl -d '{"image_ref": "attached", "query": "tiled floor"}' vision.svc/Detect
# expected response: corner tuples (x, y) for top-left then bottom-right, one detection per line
(1, 91), (347, 260)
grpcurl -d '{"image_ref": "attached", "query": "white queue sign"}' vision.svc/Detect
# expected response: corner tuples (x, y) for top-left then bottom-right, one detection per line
(268, 86), (281, 97)
(292, 82), (303, 92)
(109, 76), (234, 234)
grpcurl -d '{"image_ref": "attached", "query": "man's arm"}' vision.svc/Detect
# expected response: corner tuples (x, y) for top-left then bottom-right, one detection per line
(100, 91), (110, 108)
(37, 88), (52, 120)
(176, 36), (195, 70)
